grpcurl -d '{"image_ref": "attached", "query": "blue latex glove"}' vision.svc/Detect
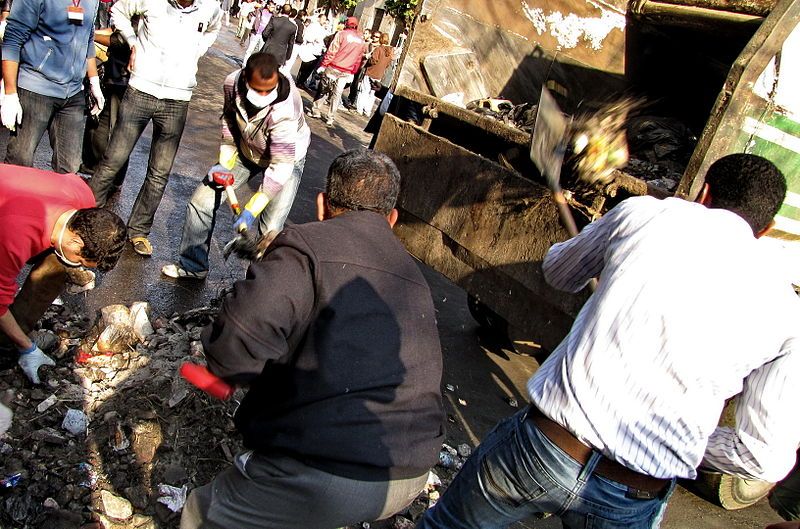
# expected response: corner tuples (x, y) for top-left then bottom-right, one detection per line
(233, 210), (256, 233)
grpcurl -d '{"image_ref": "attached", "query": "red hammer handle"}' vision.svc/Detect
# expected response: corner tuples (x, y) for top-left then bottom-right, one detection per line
(180, 363), (235, 400)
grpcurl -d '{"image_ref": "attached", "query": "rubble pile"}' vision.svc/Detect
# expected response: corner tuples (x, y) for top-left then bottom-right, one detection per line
(0, 297), (473, 529)
(0, 297), (241, 529)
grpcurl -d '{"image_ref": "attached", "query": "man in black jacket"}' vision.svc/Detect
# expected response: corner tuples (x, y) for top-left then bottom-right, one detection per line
(180, 149), (444, 529)
(259, 2), (296, 67)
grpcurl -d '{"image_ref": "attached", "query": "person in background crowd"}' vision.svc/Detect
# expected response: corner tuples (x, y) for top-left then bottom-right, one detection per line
(96, 0), (114, 28)
(295, 13), (327, 89)
(242, 0), (273, 63)
(280, 8), (305, 76)
(356, 31), (392, 116)
(161, 52), (309, 280)
(89, 0), (221, 257)
(81, 26), (134, 192)
(179, 149), (444, 529)
(238, 0), (255, 46)
(1, 0), (105, 173)
(220, 0), (231, 26)
(418, 153), (800, 529)
(344, 28), (374, 110)
(259, 2), (296, 69)
(308, 16), (366, 126)
(235, 0), (254, 40)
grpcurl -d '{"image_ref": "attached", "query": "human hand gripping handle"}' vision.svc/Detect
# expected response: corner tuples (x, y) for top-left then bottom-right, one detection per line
(179, 363), (235, 400)
(17, 344), (55, 385)
(1, 92), (23, 131)
(233, 192), (269, 233)
(89, 76), (105, 116)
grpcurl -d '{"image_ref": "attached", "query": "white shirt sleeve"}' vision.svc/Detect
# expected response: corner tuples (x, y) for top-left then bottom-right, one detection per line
(703, 338), (800, 482)
(542, 201), (630, 293)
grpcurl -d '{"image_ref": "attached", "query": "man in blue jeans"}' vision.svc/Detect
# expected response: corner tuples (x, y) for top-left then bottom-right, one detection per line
(89, 0), (221, 256)
(1, 0), (105, 173)
(418, 154), (800, 529)
(161, 52), (309, 280)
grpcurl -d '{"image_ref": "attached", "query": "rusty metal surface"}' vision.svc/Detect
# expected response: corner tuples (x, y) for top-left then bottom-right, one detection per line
(678, 0), (800, 199)
(398, 0), (627, 111)
(652, 0), (775, 15)
(376, 114), (590, 349)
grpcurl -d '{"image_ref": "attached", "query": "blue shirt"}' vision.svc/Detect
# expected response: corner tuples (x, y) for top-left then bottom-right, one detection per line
(3, 0), (98, 98)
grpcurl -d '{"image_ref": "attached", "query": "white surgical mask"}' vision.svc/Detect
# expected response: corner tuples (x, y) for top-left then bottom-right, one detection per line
(246, 84), (278, 108)
(54, 211), (83, 268)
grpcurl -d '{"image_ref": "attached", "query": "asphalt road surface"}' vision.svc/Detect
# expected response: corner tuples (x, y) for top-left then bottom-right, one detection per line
(1, 23), (785, 529)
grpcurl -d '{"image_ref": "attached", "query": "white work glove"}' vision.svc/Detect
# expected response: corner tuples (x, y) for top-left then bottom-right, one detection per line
(316, 66), (325, 74)
(0, 402), (11, 438)
(18, 345), (56, 385)
(1, 92), (23, 131)
(88, 76), (105, 116)
(0, 20), (7, 40)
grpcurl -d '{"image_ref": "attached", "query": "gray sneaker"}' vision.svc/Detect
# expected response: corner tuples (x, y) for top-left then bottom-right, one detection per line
(161, 264), (208, 280)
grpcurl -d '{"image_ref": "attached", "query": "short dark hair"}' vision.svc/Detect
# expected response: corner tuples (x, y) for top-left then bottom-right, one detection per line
(281, 3), (291, 14)
(244, 53), (278, 82)
(69, 208), (127, 271)
(704, 153), (786, 234)
(326, 149), (401, 216)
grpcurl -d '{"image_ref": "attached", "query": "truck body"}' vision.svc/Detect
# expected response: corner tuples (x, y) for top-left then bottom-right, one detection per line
(374, 0), (800, 353)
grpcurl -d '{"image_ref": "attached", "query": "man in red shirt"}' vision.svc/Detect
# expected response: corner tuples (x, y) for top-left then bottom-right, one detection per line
(0, 164), (127, 384)
(308, 16), (367, 126)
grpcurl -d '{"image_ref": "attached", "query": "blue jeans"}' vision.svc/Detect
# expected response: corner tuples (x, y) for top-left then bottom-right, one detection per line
(4, 88), (86, 173)
(418, 408), (675, 529)
(177, 155), (305, 273)
(89, 87), (189, 238)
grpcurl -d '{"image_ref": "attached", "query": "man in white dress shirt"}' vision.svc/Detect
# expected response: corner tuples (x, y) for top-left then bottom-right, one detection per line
(418, 153), (800, 529)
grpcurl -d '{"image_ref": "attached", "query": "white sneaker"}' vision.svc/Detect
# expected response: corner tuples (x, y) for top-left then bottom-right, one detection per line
(161, 263), (208, 280)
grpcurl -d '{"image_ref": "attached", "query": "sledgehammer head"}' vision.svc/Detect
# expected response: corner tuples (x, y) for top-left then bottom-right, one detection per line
(211, 171), (234, 187)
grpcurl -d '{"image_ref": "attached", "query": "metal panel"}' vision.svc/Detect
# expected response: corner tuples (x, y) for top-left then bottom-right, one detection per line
(376, 114), (590, 350)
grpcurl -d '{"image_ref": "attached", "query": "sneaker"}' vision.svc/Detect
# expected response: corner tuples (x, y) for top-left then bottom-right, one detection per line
(307, 108), (321, 118)
(130, 237), (153, 256)
(161, 263), (208, 280)
(325, 117), (334, 126)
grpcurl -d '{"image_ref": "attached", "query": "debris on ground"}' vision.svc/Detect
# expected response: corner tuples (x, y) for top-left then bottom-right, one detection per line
(0, 294), (480, 529)
(0, 296), (239, 528)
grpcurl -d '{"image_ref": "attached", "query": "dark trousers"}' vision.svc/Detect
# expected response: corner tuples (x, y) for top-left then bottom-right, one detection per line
(81, 84), (129, 187)
(90, 87), (189, 239)
(296, 56), (320, 88)
(4, 88), (86, 173)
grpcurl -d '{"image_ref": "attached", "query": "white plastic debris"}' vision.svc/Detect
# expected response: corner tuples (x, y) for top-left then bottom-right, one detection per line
(130, 302), (154, 342)
(426, 470), (442, 490)
(37, 394), (57, 413)
(62, 408), (88, 435)
(157, 483), (188, 512)
(0, 402), (11, 438)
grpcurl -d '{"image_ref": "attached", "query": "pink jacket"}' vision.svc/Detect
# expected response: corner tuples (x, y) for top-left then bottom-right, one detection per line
(320, 29), (367, 75)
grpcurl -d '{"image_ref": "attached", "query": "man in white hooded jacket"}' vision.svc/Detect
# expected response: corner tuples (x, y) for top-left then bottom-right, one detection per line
(89, 0), (221, 257)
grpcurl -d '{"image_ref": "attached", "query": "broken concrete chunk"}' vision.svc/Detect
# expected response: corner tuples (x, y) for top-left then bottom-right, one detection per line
(100, 490), (133, 520)
(61, 409), (87, 436)
(32, 427), (67, 445)
(37, 394), (57, 413)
